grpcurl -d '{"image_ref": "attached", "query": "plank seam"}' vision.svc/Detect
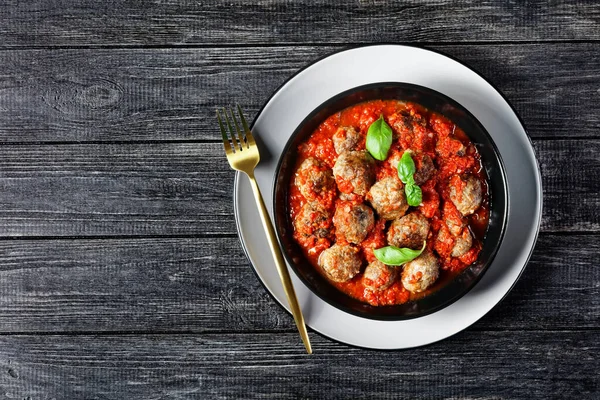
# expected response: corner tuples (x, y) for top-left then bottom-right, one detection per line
(0, 40), (599, 51)
(0, 139), (222, 146)
(0, 233), (240, 241)
(0, 327), (597, 336)
(0, 231), (596, 242)
(0, 137), (598, 147)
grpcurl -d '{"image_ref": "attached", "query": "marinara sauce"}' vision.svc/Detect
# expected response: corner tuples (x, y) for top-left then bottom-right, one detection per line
(289, 100), (490, 306)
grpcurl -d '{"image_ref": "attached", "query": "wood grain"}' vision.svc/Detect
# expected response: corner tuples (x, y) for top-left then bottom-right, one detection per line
(0, 140), (595, 237)
(0, 332), (597, 399)
(0, 234), (596, 333)
(0, 1), (599, 47)
(0, 44), (599, 143)
(0, 143), (236, 236)
(534, 140), (600, 232)
(0, 1), (596, 398)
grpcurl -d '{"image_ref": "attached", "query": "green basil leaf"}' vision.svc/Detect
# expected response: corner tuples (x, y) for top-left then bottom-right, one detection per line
(405, 182), (422, 206)
(397, 151), (422, 206)
(397, 151), (416, 184)
(366, 115), (393, 161)
(374, 241), (426, 266)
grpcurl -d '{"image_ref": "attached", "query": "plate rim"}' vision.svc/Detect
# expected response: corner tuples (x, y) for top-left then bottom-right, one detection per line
(232, 43), (543, 350)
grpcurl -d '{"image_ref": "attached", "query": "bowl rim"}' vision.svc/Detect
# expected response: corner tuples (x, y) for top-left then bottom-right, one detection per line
(272, 81), (509, 321)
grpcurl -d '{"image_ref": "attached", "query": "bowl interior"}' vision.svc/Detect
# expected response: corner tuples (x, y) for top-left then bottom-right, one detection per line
(273, 82), (508, 320)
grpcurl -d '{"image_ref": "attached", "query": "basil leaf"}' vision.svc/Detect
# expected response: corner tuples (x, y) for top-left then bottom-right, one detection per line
(396, 151), (422, 206)
(366, 115), (393, 161)
(374, 241), (426, 266)
(397, 151), (416, 183)
(405, 182), (422, 206)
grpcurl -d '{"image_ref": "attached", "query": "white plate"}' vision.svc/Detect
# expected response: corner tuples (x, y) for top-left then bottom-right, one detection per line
(233, 45), (542, 349)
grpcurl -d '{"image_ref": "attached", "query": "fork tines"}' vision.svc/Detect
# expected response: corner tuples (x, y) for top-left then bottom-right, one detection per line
(217, 105), (254, 153)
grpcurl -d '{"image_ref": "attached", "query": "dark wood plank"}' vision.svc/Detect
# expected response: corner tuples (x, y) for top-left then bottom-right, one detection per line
(0, 44), (598, 143)
(0, 234), (596, 333)
(0, 1), (599, 47)
(0, 140), (596, 237)
(534, 140), (600, 232)
(0, 236), (288, 333)
(0, 142), (236, 236)
(0, 332), (597, 399)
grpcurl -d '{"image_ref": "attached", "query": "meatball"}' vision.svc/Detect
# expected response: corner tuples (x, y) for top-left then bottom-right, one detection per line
(443, 201), (465, 236)
(387, 212), (430, 250)
(333, 202), (375, 244)
(401, 251), (440, 293)
(332, 126), (362, 155)
(333, 151), (376, 196)
(436, 136), (466, 158)
(449, 174), (483, 216)
(451, 228), (473, 258)
(318, 244), (362, 283)
(294, 201), (332, 239)
(366, 176), (409, 220)
(295, 157), (335, 201)
(413, 153), (435, 185)
(435, 225), (454, 258)
(388, 151), (435, 185)
(363, 260), (397, 291)
(391, 109), (426, 137)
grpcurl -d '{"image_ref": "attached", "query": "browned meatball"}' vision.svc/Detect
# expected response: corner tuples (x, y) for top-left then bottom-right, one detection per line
(366, 176), (409, 220)
(363, 260), (398, 291)
(443, 201), (465, 236)
(445, 216), (464, 236)
(388, 151), (435, 185)
(318, 244), (362, 283)
(451, 228), (473, 257)
(333, 202), (375, 244)
(436, 136), (466, 157)
(387, 212), (430, 250)
(294, 201), (332, 239)
(332, 126), (362, 155)
(391, 109), (426, 137)
(333, 151), (376, 196)
(435, 225), (454, 256)
(435, 225), (473, 258)
(449, 174), (483, 216)
(295, 157), (335, 201)
(413, 153), (435, 185)
(401, 251), (439, 293)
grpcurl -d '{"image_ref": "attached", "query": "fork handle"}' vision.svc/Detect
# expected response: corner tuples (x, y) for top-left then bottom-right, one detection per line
(246, 173), (312, 354)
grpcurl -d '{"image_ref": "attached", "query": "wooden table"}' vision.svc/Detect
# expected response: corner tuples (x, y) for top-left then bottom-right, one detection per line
(0, 1), (598, 398)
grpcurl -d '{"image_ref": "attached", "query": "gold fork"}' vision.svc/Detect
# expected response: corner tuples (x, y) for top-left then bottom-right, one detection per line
(218, 105), (312, 354)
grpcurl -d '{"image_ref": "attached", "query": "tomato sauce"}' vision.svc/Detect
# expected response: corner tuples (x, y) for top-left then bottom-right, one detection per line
(289, 100), (490, 306)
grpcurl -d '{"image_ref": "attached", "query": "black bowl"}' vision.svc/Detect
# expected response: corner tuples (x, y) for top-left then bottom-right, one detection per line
(273, 82), (508, 320)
